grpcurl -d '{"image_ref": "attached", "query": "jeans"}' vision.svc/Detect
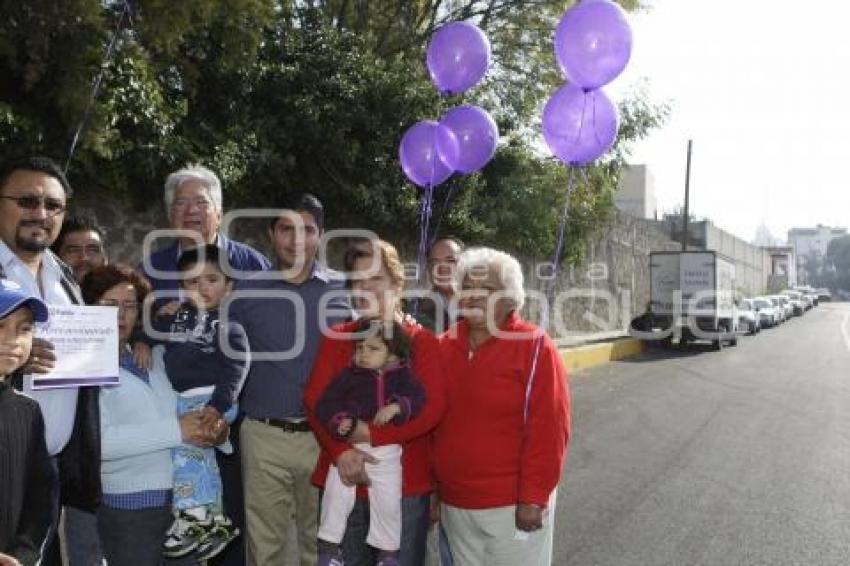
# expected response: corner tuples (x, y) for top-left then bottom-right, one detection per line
(64, 506), (104, 566)
(174, 395), (238, 512)
(339, 493), (430, 566)
(97, 505), (172, 566)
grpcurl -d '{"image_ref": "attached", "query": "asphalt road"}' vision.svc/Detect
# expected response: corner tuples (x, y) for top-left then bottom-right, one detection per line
(554, 301), (850, 566)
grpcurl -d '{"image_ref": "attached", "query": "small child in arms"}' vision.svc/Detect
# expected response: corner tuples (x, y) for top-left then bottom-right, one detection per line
(315, 318), (426, 566)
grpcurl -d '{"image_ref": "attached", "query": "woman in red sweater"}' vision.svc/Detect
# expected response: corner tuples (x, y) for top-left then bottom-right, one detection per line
(433, 247), (571, 566)
(304, 239), (445, 566)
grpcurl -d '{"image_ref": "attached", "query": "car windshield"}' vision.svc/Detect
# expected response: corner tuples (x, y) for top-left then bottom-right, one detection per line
(755, 299), (772, 308)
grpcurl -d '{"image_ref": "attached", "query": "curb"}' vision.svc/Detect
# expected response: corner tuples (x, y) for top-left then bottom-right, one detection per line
(560, 337), (646, 372)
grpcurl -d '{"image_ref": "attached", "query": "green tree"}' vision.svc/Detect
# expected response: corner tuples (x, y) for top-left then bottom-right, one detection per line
(826, 235), (850, 290)
(0, 0), (667, 261)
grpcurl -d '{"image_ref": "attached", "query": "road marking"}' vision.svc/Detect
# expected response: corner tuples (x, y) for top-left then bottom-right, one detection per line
(842, 312), (850, 353)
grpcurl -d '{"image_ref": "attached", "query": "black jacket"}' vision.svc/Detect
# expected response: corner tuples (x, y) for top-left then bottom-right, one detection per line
(0, 382), (53, 565)
(0, 252), (102, 511)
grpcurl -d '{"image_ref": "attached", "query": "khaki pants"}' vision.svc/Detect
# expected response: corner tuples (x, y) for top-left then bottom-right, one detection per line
(241, 418), (321, 566)
(441, 497), (555, 566)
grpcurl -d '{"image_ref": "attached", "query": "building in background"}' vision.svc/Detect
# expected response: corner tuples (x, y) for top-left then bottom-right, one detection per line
(615, 164), (658, 220)
(788, 225), (848, 284)
(764, 246), (796, 291)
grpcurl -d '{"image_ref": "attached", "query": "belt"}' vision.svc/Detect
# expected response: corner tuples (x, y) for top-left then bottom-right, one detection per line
(254, 418), (312, 433)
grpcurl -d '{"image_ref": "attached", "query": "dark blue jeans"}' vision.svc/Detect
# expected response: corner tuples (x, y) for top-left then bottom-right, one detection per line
(340, 493), (430, 566)
(97, 505), (172, 566)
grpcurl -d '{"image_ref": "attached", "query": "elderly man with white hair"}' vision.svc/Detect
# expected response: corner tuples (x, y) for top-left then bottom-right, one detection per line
(432, 247), (571, 566)
(138, 164), (269, 566)
(142, 164), (270, 312)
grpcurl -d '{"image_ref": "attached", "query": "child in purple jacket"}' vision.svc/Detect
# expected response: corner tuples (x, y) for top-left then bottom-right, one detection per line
(315, 318), (426, 566)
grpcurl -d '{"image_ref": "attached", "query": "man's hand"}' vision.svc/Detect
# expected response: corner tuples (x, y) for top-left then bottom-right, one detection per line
(335, 448), (378, 487)
(515, 503), (545, 532)
(373, 403), (401, 426)
(132, 342), (152, 370)
(21, 338), (56, 374)
(0, 552), (21, 566)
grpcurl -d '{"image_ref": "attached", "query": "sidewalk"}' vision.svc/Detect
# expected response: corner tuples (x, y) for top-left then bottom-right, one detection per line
(556, 330), (645, 372)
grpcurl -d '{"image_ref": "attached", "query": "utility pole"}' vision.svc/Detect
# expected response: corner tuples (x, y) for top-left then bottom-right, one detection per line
(682, 139), (693, 251)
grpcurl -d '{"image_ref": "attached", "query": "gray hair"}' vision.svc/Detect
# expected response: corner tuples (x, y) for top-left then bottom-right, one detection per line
(455, 247), (525, 310)
(163, 164), (223, 219)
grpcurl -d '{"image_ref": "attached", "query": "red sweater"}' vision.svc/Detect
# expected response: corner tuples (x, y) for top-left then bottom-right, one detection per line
(304, 320), (445, 496)
(433, 311), (571, 509)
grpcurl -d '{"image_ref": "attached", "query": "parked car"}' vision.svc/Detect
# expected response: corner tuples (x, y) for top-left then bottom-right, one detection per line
(753, 297), (779, 327)
(737, 299), (760, 334)
(816, 288), (832, 302)
(781, 290), (805, 316)
(768, 296), (786, 323)
(771, 295), (793, 320)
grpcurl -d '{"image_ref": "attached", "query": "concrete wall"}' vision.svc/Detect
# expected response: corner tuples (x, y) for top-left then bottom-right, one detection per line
(703, 221), (770, 295)
(615, 164), (657, 220)
(523, 210), (680, 338)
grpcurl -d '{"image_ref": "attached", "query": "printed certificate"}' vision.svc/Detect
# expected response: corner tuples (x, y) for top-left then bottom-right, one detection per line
(31, 305), (119, 389)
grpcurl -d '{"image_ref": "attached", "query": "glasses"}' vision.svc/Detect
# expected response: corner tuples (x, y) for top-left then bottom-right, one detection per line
(97, 300), (140, 314)
(0, 194), (66, 216)
(62, 244), (105, 258)
(171, 198), (213, 210)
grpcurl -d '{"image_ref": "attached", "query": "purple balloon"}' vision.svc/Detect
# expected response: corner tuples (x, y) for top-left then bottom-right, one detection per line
(436, 105), (499, 174)
(554, 0), (633, 89)
(426, 22), (492, 95)
(542, 84), (619, 166)
(399, 120), (456, 187)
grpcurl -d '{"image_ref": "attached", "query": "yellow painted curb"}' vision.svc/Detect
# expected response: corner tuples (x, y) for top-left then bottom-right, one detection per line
(560, 337), (646, 372)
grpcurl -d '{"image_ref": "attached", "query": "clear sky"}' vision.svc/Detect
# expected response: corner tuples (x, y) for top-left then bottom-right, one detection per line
(606, 0), (850, 243)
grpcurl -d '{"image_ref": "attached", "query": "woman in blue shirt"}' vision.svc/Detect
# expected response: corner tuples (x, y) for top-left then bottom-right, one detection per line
(80, 264), (226, 566)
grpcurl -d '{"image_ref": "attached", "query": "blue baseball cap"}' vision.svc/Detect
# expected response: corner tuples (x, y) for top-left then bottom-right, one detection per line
(0, 279), (49, 323)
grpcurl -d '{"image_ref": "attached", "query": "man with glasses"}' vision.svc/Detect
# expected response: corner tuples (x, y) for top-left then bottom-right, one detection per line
(142, 164), (270, 316)
(52, 214), (108, 283)
(0, 156), (100, 566)
(139, 164), (270, 566)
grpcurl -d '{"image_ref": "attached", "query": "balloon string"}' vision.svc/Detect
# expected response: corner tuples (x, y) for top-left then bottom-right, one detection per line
(429, 181), (457, 247)
(415, 185), (435, 310)
(574, 90), (589, 148)
(542, 166), (578, 330)
(64, 1), (131, 174)
(525, 166), (577, 423)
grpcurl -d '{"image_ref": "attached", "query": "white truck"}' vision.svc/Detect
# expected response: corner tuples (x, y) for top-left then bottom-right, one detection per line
(649, 251), (738, 350)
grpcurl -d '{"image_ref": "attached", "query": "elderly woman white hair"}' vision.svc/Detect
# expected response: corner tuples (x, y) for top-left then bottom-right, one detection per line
(433, 246), (571, 566)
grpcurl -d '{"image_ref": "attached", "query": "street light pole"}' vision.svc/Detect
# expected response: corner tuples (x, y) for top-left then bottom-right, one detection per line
(682, 139), (693, 251)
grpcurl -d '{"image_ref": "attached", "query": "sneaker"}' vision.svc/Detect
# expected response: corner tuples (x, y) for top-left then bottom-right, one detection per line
(195, 517), (240, 561)
(163, 512), (211, 558)
(316, 548), (344, 566)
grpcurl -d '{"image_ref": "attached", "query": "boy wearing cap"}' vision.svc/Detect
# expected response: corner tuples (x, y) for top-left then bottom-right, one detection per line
(0, 280), (54, 565)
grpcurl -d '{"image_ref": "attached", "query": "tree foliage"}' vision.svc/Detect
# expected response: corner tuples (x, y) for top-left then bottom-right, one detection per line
(0, 0), (667, 260)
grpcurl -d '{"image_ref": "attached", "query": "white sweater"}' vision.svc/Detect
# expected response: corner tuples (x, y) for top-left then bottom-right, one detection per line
(99, 346), (181, 495)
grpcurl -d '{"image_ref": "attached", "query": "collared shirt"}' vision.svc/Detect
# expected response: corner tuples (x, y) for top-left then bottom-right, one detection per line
(229, 262), (351, 419)
(0, 240), (78, 456)
(141, 233), (271, 309)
